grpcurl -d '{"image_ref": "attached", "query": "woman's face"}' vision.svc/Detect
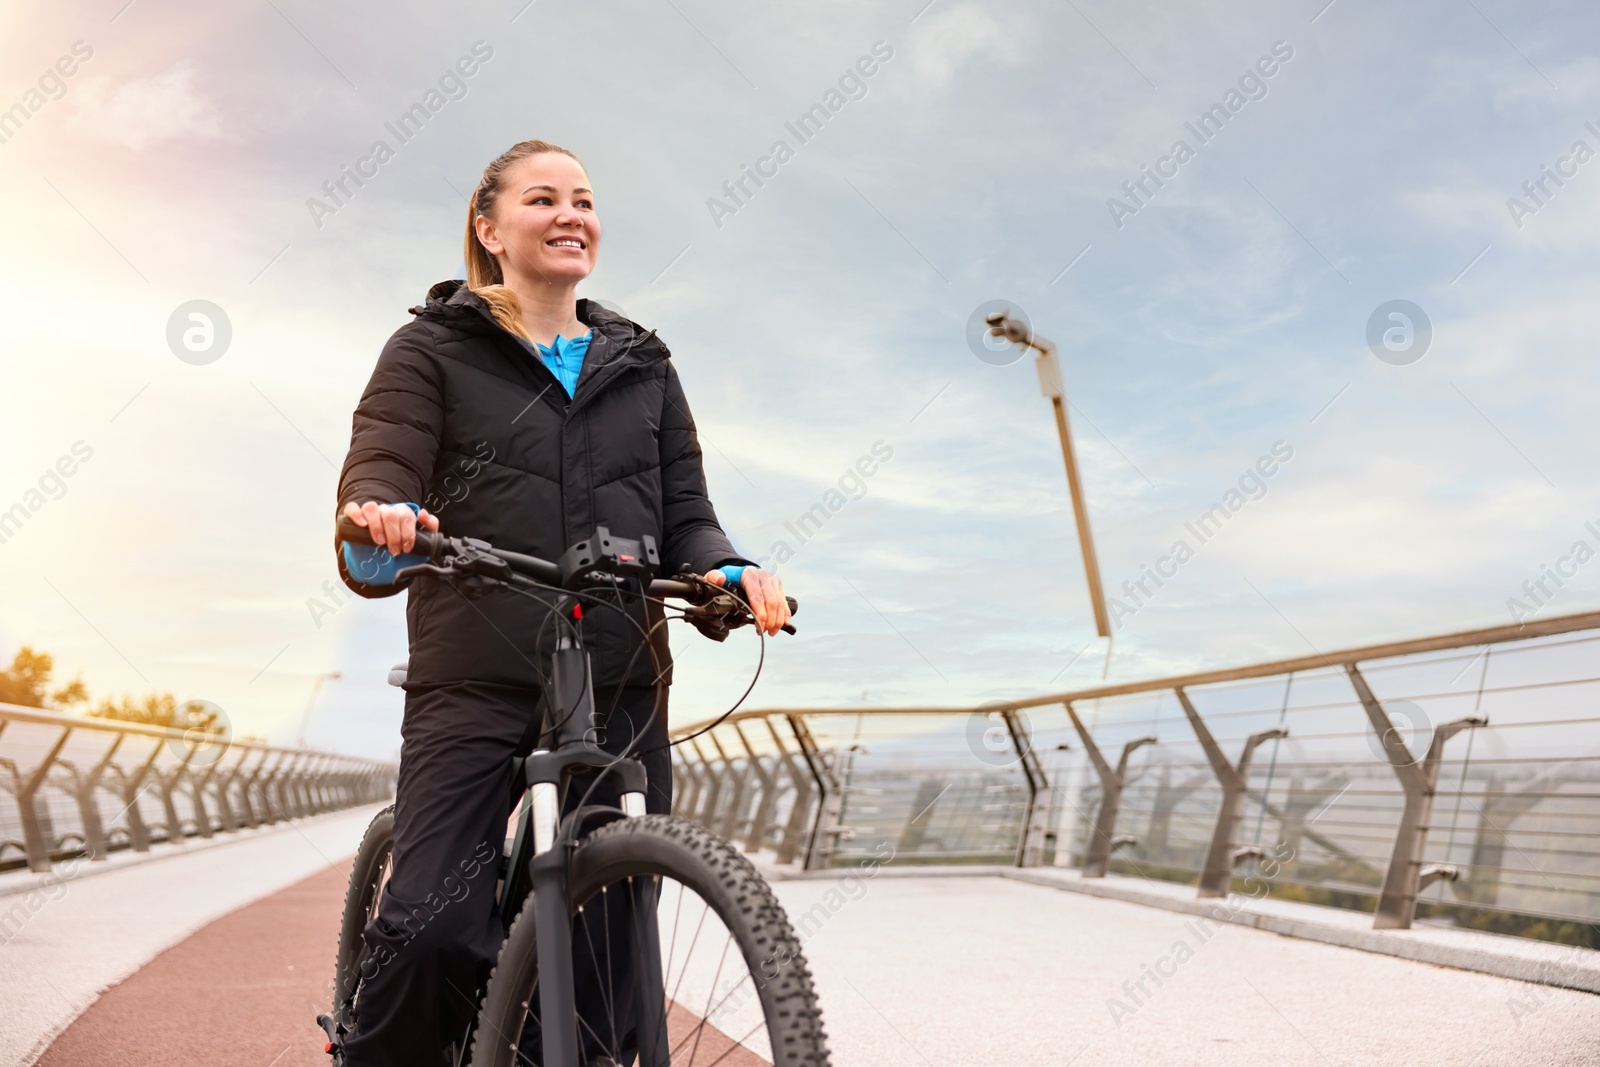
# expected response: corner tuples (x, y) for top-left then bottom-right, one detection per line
(477, 152), (599, 286)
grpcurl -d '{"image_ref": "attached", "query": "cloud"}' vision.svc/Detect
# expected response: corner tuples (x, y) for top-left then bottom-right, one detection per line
(67, 66), (222, 151)
(907, 3), (1026, 89)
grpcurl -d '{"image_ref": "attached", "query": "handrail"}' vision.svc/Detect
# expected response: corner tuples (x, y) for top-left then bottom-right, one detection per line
(0, 702), (397, 874)
(671, 609), (1600, 735)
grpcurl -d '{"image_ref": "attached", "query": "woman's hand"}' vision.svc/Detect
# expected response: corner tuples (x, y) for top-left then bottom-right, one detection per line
(705, 566), (791, 637)
(343, 500), (439, 555)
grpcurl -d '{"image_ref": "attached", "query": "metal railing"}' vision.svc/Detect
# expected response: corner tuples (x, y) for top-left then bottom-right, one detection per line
(0, 703), (397, 874)
(669, 610), (1600, 943)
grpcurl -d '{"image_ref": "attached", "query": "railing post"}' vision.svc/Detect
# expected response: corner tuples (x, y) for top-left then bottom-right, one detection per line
(668, 751), (689, 817)
(237, 749), (271, 827)
(710, 733), (749, 842)
(1275, 771), (1348, 857)
(297, 753), (319, 816)
(683, 749), (707, 820)
(1001, 708), (1055, 867)
(156, 745), (198, 845)
(1460, 770), (1550, 907)
(209, 744), (247, 833)
(1176, 687), (1287, 898)
(71, 732), (124, 861)
(1346, 663), (1485, 929)
(279, 753), (305, 818)
(767, 719), (814, 865)
(674, 747), (703, 821)
(1144, 763), (1209, 860)
(296, 755), (317, 816)
(16, 727), (72, 872)
(322, 757), (344, 811)
(1065, 702), (1155, 877)
(188, 755), (218, 839)
(281, 752), (309, 819)
(787, 713), (844, 871)
(690, 737), (724, 825)
(115, 739), (164, 850)
(258, 751), (290, 823)
(305, 755), (329, 815)
(735, 723), (778, 853)
(899, 778), (944, 854)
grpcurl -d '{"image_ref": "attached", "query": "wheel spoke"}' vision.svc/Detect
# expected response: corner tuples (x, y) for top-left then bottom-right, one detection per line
(688, 968), (759, 1039)
(575, 900), (618, 1059)
(701, 1017), (771, 1067)
(574, 1005), (609, 1058)
(665, 889), (711, 1013)
(675, 932), (735, 1066)
(603, 884), (617, 1053)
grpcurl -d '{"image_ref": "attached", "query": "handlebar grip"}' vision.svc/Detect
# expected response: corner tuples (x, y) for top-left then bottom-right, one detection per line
(336, 515), (441, 558)
(336, 516), (376, 545)
(648, 579), (698, 598)
(786, 596), (798, 615)
(414, 530), (443, 557)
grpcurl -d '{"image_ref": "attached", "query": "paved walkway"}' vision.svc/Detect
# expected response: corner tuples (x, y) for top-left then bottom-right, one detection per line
(1, 805), (386, 1067)
(8, 815), (1600, 1066)
(778, 875), (1600, 1066)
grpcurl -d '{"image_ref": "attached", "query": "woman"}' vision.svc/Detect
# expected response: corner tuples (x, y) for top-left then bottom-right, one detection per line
(333, 139), (789, 1066)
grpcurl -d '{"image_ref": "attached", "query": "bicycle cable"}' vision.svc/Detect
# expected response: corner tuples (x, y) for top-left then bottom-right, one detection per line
(401, 543), (777, 840)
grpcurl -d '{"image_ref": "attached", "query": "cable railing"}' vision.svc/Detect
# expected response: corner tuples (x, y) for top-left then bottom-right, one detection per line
(0, 702), (397, 874)
(668, 609), (1600, 946)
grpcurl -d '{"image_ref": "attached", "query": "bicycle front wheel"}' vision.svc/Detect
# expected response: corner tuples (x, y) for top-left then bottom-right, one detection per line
(323, 804), (395, 1055)
(469, 814), (831, 1067)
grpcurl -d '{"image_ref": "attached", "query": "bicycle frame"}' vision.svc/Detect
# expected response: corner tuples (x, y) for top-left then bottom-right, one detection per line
(508, 597), (663, 1067)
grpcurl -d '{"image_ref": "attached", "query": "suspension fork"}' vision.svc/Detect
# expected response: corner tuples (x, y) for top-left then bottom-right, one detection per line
(525, 740), (650, 1066)
(629, 873), (669, 1066)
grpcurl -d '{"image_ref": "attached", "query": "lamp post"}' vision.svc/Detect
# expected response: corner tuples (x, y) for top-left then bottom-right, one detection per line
(986, 312), (1111, 638)
(296, 672), (341, 749)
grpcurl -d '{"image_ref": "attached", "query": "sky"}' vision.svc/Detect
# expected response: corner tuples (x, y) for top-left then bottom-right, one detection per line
(1, 0), (1597, 759)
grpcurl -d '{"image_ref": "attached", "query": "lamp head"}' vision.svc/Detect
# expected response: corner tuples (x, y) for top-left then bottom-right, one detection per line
(984, 311), (1032, 346)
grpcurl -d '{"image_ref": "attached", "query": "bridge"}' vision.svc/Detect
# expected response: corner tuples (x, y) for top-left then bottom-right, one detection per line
(4, 611), (1600, 1065)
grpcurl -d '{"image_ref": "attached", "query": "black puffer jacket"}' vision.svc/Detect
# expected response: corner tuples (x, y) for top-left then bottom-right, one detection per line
(335, 280), (754, 690)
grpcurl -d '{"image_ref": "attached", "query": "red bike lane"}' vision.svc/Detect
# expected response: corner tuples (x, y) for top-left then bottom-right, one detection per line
(37, 859), (353, 1067)
(33, 856), (770, 1067)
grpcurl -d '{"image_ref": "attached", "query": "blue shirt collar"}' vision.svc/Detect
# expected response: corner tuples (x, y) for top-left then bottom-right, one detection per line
(533, 330), (592, 359)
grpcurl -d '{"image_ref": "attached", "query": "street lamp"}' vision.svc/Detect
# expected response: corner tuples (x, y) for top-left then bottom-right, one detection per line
(986, 312), (1111, 639)
(296, 671), (342, 749)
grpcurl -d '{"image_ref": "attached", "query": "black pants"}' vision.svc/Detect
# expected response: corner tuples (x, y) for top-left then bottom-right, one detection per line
(342, 681), (671, 1067)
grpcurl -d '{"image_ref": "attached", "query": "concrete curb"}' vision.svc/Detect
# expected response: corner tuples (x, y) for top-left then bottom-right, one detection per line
(0, 803), (391, 901)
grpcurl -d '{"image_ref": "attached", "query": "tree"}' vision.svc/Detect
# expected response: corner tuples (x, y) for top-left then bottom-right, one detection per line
(0, 646), (89, 710)
(90, 692), (180, 728)
(1, 645), (198, 734)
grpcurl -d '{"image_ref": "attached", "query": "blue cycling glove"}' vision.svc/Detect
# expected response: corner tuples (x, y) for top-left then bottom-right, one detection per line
(342, 502), (430, 586)
(716, 564), (751, 588)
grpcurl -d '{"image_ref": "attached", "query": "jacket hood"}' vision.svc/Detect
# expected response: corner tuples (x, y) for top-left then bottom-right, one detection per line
(410, 279), (664, 361)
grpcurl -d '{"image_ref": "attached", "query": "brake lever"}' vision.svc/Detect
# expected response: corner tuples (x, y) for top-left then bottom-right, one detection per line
(678, 583), (798, 637)
(394, 562), (460, 582)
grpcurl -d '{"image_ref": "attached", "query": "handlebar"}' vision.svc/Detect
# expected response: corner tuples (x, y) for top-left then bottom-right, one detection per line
(336, 516), (796, 632)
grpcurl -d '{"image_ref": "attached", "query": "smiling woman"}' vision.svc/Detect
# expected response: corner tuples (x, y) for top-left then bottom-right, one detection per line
(328, 138), (790, 1067)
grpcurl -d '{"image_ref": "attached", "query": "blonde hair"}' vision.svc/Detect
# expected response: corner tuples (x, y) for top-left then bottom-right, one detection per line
(463, 139), (586, 343)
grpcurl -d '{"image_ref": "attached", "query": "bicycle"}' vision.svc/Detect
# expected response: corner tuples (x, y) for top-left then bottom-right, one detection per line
(317, 519), (830, 1066)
